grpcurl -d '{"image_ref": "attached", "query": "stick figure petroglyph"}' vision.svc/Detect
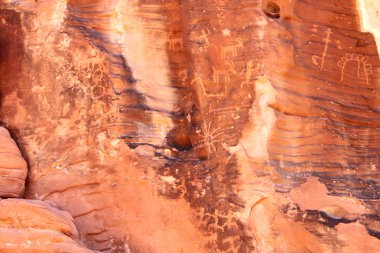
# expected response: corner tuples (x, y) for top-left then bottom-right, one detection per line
(335, 40), (342, 50)
(178, 69), (188, 83)
(337, 53), (372, 84)
(195, 29), (211, 51)
(312, 28), (333, 70)
(191, 74), (207, 97)
(240, 60), (262, 87)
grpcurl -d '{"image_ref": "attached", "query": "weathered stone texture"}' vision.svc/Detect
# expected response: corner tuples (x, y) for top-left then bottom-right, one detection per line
(0, 0), (379, 252)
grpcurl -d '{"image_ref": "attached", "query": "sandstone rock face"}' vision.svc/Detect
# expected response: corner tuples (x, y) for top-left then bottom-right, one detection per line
(0, 199), (78, 238)
(358, 0), (380, 54)
(0, 199), (97, 252)
(0, 130), (96, 252)
(0, 127), (27, 197)
(0, 0), (380, 252)
(0, 228), (96, 253)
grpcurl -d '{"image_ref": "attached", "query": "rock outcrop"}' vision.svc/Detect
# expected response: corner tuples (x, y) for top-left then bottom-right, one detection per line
(0, 127), (27, 198)
(0, 128), (97, 252)
(0, 0), (380, 252)
(0, 199), (97, 253)
(0, 199), (79, 238)
(0, 228), (95, 253)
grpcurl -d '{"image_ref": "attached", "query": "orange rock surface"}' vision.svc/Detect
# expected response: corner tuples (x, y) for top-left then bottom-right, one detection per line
(0, 199), (79, 238)
(0, 228), (96, 253)
(0, 127), (27, 197)
(0, 0), (379, 252)
(0, 199), (97, 252)
(0, 130), (96, 252)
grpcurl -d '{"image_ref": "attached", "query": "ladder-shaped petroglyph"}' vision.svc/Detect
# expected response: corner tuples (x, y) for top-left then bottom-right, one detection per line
(216, 0), (228, 26)
(212, 61), (236, 83)
(312, 28), (333, 70)
(337, 53), (372, 85)
(167, 32), (183, 51)
(217, 7), (226, 26)
(220, 38), (243, 59)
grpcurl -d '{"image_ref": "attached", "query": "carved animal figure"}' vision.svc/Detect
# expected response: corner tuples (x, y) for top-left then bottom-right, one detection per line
(167, 32), (183, 51)
(220, 38), (243, 59)
(213, 61), (236, 83)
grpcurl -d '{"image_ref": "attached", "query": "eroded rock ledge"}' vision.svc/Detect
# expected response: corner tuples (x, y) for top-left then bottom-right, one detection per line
(0, 127), (27, 197)
(0, 127), (96, 252)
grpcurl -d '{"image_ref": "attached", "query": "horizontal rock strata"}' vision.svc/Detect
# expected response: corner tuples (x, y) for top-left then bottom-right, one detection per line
(0, 199), (97, 252)
(0, 0), (379, 252)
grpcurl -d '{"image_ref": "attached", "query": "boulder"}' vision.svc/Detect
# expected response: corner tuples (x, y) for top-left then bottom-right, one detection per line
(0, 199), (97, 252)
(0, 199), (78, 238)
(0, 228), (96, 253)
(0, 127), (27, 198)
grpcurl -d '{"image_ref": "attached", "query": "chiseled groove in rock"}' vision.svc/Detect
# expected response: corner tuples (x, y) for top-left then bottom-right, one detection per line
(85, 229), (108, 237)
(40, 182), (100, 200)
(73, 207), (109, 219)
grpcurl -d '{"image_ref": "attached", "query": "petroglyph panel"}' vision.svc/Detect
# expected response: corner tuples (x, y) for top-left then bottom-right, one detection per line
(0, 0), (380, 252)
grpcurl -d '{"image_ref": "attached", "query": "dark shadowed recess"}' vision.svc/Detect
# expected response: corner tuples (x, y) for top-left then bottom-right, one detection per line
(0, 9), (31, 166)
